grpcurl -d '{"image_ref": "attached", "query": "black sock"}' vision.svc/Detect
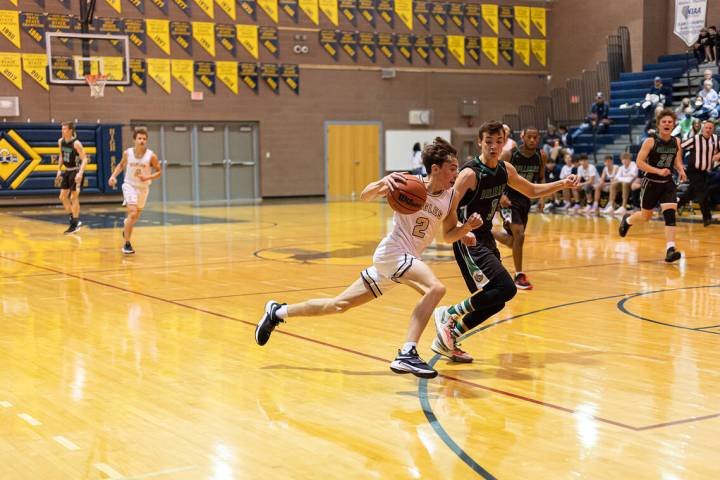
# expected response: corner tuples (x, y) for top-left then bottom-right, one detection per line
(456, 272), (517, 333)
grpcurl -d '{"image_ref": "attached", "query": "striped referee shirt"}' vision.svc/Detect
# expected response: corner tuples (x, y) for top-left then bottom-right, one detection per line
(681, 133), (718, 172)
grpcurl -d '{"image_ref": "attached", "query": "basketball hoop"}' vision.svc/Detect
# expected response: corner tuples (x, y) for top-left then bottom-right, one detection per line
(85, 74), (108, 98)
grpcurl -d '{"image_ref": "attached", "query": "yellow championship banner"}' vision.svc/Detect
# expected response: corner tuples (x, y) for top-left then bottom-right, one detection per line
(481, 36), (497, 65)
(300, 0), (319, 24)
(0, 52), (22, 90)
(530, 7), (545, 37)
(101, 56), (126, 91)
(105, 0), (122, 13)
(514, 5), (530, 35)
(447, 35), (464, 65)
(319, 0), (338, 26)
(0, 11), (21, 49)
(216, 0), (237, 20)
(21, 53), (48, 90)
(216, 60), (238, 93)
(195, 0), (215, 18)
(258, 0), (279, 22)
(193, 21), (216, 57)
(172, 59), (194, 92)
(9, 0), (17, 5)
(481, 4), (498, 35)
(146, 19), (171, 55)
(395, 0), (412, 31)
(236, 24), (259, 59)
(147, 58), (171, 93)
(531, 38), (546, 66)
(514, 37), (529, 66)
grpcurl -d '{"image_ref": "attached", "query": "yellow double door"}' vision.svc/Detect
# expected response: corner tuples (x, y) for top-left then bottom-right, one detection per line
(326, 123), (381, 200)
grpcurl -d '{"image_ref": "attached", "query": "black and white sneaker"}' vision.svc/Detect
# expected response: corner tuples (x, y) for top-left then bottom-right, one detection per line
(618, 214), (631, 237)
(390, 347), (438, 379)
(64, 221), (82, 235)
(664, 247), (681, 263)
(255, 300), (285, 346)
(122, 242), (135, 254)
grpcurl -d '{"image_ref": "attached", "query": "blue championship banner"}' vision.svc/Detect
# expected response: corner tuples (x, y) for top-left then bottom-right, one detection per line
(466, 35), (480, 64)
(376, 32), (394, 62)
(396, 33), (412, 63)
(239, 62), (259, 92)
(465, 3), (481, 33)
(414, 0), (429, 31)
(128, 0), (145, 13)
(130, 58), (147, 92)
(431, 34), (446, 64)
(358, 31), (375, 61)
(280, 0), (299, 22)
(499, 37), (513, 65)
(239, 0), (258, 20)
(171, 21), (193, 55)
(339, 31), (357, 61)
(20, 12), (45, 48)
(500, 5), (513, 34)
(339, 0), (357, 26)
(95, 17), (125, 53)
(280, 63), (299, 94)
(358, 0), (375, 27)
(123, 18), (147, 53)
(150, 0), (169, 14)
(319, 29), (339, 60)
(173, 0), (192, 16)
(259, 26), (279, 57)
(414, 34), (429, 63)
(447, 2), (463, 31)
(431, 2), (446, 30)
(194, 60), (216, 92)
(260, 63), (279, 93)
(216, 23), (236, 56)
(376, 0), (394, 27)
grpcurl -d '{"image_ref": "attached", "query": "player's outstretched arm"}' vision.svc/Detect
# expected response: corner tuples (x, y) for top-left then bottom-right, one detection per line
(360, 172), (407, 201)
(506, 162), (578, 198)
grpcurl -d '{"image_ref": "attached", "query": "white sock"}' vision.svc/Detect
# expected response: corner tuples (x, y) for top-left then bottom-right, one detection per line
(516, 271), (524, 276)
(401, 342), (416, 354)
(626, 216), (633, 225)
(276, 305), (288, 319)
(593, 202), (598, 207)
(666, 242), (675, 250)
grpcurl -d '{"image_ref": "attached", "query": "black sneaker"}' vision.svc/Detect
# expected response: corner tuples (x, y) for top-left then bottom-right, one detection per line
(618, 214), (631, 237)
(665, 247), (681, 263)
(255, 300), (285, 346)
(64, 221), (82, 235)
(390, 347), (438, 379)
(122, 242), (135, 254)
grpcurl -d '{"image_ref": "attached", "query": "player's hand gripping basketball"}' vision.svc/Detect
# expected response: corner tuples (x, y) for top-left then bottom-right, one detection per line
(381, 172), (408, 193)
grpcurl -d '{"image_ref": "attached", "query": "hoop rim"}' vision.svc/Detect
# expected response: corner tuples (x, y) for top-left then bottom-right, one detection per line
(85, 73), (109, 85)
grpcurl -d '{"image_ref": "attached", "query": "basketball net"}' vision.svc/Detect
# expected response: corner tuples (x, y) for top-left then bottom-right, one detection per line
(85, 74), (108, 98)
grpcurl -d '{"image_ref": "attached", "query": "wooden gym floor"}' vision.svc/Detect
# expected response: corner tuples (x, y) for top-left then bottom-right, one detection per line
(0, 200), (718, 479)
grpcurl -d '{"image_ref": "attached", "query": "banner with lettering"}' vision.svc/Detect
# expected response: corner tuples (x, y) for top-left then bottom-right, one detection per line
(395, 0), (412, 30)
(0, 10), (20, 49)
(530, 7), (545, 37)
(319, 29), (338, 60)
(414, 0), (429, 31)
(22, 53), (48, 90)
(499, 37), (512, 65)
(464, 3), (480, 33)
(339, 31), (357, 61)
(514, 37), (529, 65)
(481, 4), (497, 35)
(447, 2), (463, 31)
(376, 32), (394, 62)
(236, 24), (258, 58)
(260, 63), (279, 93)
(147, 57), (171, 93)
(95, 17), (125, 53)
(481, 35), (497, 65)
(194, 60), (215, 92)
(149, 0), (168, 14)
(431, 34), (446, 64)
(20, 12), (45, 48)
(173, 0), (192, 16)
(447, 34), (463, 65)
(339, 0), (357, 26)
(259, 26), (279, 57)
(124, 18), (147, 53)
(239, 62), (259, 92)
(465, 35), (480, 64)
(358, 0), (375, 27)
(216, 23), (236, 56)
(280, 0), (299, 22)
(396, 33), (412, 62)
(280, 63), (299, 94)
(358, 31), (375, 61)
(146, 19), (171, 55)
(258, 0), (279, 22)
(105, 0), (122, 13)
(101, 55), (125, 90)
(299, 0), (319, 24)
(50, 55), (74, 82)
(414, 34), (429, 63)
(216, 0), (236, 19)
(128, 0), (144, 13)
(171, 21), (193, 54)
(430, 2), (446, 31)
(319, 0), (338, 26)
(171, 58), (193, 92)
(195, 0), (215, 18)
(376, 0), (394, 28)
(514, 5), (529, 35)
(499, 5), (513, 34)
(0, 52), (22, 90)
(216, 60), (237, 93)
(531, 38), (546, 66)
(239, 0), (257, 20)
(193, 21), (216, 56)
(130, 57), (147, 92)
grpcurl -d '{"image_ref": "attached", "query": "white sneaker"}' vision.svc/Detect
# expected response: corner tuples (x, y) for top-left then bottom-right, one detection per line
(571, 204), (581, 210)
(601, 204), (614, 214)
(433, 307), (457, 351)
(582, 205), (592, 212)
(614, 206), (627, 215)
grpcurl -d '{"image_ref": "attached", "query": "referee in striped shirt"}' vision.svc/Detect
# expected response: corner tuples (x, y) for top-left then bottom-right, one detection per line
(679, 121), (720, 226)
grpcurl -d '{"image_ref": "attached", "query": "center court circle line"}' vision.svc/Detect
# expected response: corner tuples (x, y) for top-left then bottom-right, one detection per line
(417, 284), (719, 478)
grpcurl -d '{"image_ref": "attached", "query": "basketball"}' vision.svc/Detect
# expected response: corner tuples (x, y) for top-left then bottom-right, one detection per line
(387, 174), (427, 214)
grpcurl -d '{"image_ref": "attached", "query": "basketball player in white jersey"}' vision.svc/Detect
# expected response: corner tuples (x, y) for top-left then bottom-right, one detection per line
(255, 138), (482, 379)
(108, 127), (161, 254)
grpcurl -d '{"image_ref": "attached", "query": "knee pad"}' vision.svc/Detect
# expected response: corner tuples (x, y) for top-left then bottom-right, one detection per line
(663, 209), (676, 226)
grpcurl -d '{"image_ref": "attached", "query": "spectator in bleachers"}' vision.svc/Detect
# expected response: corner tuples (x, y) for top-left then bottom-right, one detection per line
(542, 125), (562, 161)
(684, 118), (703, 141)
(591, 155), (618, 214)
(703, 69), (720, 92)
(707, 26), (718, 63)
(693, 28), (711, 65)
(557, 125), (574, 154)
(572, 92), (611, 140)
(696, 80), (719, 120)
(603, 152), (638, 214)
(575, 154), (599, 212)
(542, 157), (562, 210)
(639, 77), (669, 118)
(558, 153), (577, 209)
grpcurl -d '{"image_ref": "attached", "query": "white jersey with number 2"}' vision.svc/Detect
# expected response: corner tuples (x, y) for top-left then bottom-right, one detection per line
(124, 147), (154, 188)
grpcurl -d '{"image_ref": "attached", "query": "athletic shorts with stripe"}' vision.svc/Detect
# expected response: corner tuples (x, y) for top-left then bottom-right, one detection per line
(640, 178), (677, 210)
(360, 252), (417, 297)
(453, 231), (507, 293)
